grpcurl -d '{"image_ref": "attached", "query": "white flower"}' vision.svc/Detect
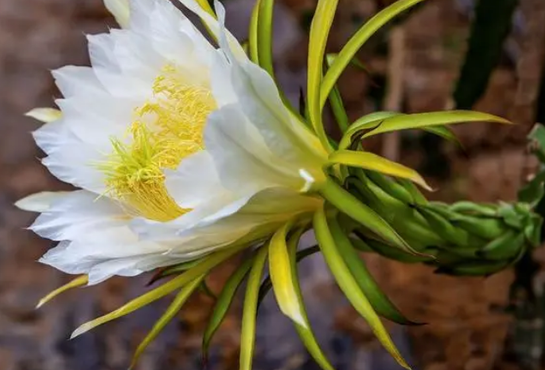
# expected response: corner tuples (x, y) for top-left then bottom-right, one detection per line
(19, 0), (328, 285)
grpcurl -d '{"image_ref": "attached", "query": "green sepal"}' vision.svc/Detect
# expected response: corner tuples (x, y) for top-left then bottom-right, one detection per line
(321, 0), (428, 109)
(477, 230), (525, 261)
(364, 171), (415, 204)
(340, 111), (401, 149)
(329, 216), (422, 325)
(257, 245), (320, 308)
(240, 246), (269, 370)
(286, 229), (335, 370)
(353, 234), (431, 264)
(518, 171), (545, 207)
(319, 177), (425, 257)
(328, 150), (432, 190)
(202, 258), (253, 362)
(130, 275), (205, 369)
(307, 0), (339, 152)
(313, 206), (411, 369)
(269, 221), (306, 326)
(147, 259), (202, 285)
(70, 244), (247, 338)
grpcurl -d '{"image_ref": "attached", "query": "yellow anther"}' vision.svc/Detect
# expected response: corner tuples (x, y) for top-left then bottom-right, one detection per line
(98, 64), (216, 222)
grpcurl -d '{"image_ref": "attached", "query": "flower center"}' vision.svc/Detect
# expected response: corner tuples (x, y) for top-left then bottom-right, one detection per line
(99, 65), (216, 222)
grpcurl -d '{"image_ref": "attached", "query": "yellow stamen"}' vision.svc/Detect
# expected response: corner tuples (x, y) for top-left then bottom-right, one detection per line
(98, 64), (216, 222)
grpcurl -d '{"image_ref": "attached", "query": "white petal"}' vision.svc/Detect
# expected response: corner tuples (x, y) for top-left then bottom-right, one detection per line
(39, 241), (94, 275)
(40, 240), (174, 285)
(55, 95), (136, 148)
(205, 104), (303, 192)
(15, 191), (73, 213)
(37, 201), (181, 284)
(87, 31), (159, 97)
(52, 66), (104, 98)
(104, 0), (130, 28)
(30, 190), (124, 241)
(230, 60), (325, 166)
(127, 0), (157, 31)
(87, 258), (146, 284)
(210, 50), (237, 107)
(177, 0), (246, 60)
(166, 188), (320, 256)
(133, 188), (320, 261)
(235, 187), (321, 217)
(41, 142), (106, 194)
(164, 150), (223, 208)
(130, 193), (250, 240)
(33, 116), (108, 195)
(33, 119), (68, 153)
(131, 0), (214, 74)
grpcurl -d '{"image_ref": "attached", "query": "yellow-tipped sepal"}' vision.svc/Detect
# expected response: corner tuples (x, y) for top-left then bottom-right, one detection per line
(36, 275), (88, 309)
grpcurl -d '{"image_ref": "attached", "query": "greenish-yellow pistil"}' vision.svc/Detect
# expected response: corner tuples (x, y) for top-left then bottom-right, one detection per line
(98, 64), (216, 222)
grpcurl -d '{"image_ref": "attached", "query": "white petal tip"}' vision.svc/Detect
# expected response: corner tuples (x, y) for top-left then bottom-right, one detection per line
(419, 183), (433, 192)
(70, 325), (89, 339)
(15, 191), (70, 212)
(299, 169), (315, 193)
(281, 303), (307, 328)
(290, 312), (308, 328)
(35, 300), (45, 309)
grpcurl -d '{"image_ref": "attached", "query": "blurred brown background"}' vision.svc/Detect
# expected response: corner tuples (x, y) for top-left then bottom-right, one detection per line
(1, 0), (545, 369)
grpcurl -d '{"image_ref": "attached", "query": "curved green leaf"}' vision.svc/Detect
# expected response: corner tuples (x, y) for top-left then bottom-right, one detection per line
(422, 126), (461, 145)
(257, 0), (274, 76)
(326, 53), (371, 74)
(269, 221), (306, 326)
(327, 150), (432, 190)
(130, 275), (205, 369)
(199, 280), (217, 300)
(249, 0), (307, 126)
(249, 0), (261, 63)
(361, 110), (510, 139)
(325, 54), (350, 133)
(71, 244), (246, 338)
(313, 207), (411, 369)
(202, 258), (253, 360)
(329, 85), (350, 133)
(147, 259), (202, 285)
(340, 111), (475, 149)
(307, 0), (339, 152)
(339, 111), (402, 149)
(240, 246), (269, 370)
(329, 216), (420, 325)
(321, 0), (427, 109)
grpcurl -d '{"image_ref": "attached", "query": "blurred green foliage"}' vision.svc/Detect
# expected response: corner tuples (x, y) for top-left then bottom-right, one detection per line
(453, 0), (519, 109)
